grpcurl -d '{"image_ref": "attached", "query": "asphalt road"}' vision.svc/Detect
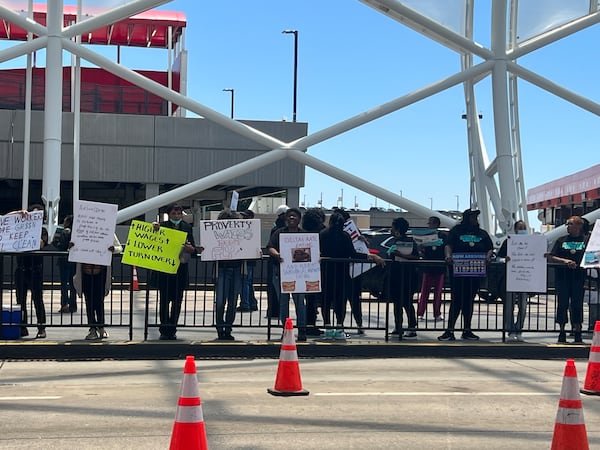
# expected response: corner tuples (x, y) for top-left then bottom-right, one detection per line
(1, 357), (599, 449)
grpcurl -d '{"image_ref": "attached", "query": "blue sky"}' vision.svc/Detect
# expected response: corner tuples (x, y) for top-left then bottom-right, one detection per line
(7, 1), (600, 227)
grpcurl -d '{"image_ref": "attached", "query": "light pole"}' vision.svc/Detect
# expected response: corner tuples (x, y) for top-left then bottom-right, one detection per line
(429, 197), (433, 210)
(455, 194), (459, 211)
(282, 29), (298, 122)
(222, 88), (234, 118)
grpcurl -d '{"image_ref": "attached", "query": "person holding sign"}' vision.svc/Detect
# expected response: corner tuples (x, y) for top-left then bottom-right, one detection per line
(386, 217), (420, 340)
(72, 235), (122, 340)
(547, 216), (589, 344)
(153, 204), (199, 340)
(267, 207), (308, 341)
(438, 209), (494, 342)
(10, 205), (48, 338)
(497, 220), (528, 342)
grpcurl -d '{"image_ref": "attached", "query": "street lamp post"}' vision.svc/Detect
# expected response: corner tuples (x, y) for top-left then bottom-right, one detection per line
(282, 29), (298, 122)
(429, 197), (433, 210)
(222, 88), (234, 118)
(455, 194), (459, 211)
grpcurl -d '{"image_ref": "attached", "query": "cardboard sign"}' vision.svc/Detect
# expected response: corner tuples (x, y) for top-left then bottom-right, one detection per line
(122, 220), (187, 274)
(452, 252), (487, 277)
(279, 232), (321, 293)
(68, 200), (118, 266)
(199, 219), (262, 261)
(0, 211), (44, 252)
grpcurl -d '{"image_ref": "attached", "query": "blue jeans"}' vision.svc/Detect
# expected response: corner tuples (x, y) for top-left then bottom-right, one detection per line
(273, 264), (306, 328)
(240, 261), (258, 309)
(215, 265), (242, 335)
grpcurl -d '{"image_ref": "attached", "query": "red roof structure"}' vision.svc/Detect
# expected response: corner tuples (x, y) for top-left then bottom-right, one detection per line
(0, 5), (187, 115)
(0, 4), (186, 48)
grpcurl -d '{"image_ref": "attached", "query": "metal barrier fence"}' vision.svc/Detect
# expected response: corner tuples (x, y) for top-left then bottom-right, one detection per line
(1, 251), (598, 341)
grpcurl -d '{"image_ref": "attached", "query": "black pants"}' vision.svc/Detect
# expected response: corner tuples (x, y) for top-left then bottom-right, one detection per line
(446, 276), (480, 331)
(82, 271), (107, 327)
(15, 268), (46, 326)
(157, 267), (188, 337)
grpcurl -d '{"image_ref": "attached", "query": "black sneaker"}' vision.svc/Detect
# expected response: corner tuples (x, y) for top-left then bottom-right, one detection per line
(437, 331), (455, 341)
(557, 331), (567, 343)
(390, 329), (400, 335)
(573, 332), (583, 344)
(461, 331), (480, 341)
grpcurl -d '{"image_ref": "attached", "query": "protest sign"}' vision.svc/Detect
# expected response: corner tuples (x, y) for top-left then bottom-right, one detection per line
(0, 210), (44, 252)
(279, 232), (321, 293)
(121, 220), (187, 274)
(506, 233), (547, 293)
(68, 200), (117, 266)
(343, 219), (374, 278)
(199, 218), (262, 261)
(452, 252), (487, 277)
(582, 223), (600, 268)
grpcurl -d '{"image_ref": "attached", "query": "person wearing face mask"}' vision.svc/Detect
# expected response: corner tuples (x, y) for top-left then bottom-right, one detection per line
(152, 203), (199, 340)
(497, 220), (529, 342)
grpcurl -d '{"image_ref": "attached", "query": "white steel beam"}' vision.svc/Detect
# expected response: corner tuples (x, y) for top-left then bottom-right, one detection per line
(61, 38), (288, 151)
(290, 60), (494, 150)
(287, 149), (457, 228)
(0, 2), (47, 36)
(508, 60), (600, 116)
(116, 149), (289, 223)
(41, 0), (64, 236)
(359, 0), (493, 60)
(0, 35), (47, 63)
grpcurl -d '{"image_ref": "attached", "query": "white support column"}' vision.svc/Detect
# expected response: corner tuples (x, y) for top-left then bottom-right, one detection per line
(145, 184), (160, 222)
(21, 0), (34, 209)
(41, 0), (64, 236)
(490, 0), (517, 233)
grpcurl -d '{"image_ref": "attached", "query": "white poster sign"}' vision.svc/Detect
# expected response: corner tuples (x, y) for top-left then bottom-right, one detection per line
(0, 211), (44, 252)
(230, 191), (239, 211)
(199, 218), (262, 261)
(68, 200), (118, 266)
(279, 232), (321, 293)
(343, 219), (374, 278)
(506, 234), (547, 293)
(582, 223), (600, 268)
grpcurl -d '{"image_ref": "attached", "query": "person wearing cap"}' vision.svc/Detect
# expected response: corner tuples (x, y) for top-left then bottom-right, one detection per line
(152, 203), (200, 340)
(438, 208), (493, 341)
(267, 207), (307, 341)
(417, 216), (447, 323)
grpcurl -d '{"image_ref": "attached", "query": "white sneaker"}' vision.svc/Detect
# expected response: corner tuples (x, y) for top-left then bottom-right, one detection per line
(435, 315), (444, 322)
(418, 316), (424, 321)
(514, 333), (524, 342)
(85, 327), (99, 340)
(98, 327), (109, 339)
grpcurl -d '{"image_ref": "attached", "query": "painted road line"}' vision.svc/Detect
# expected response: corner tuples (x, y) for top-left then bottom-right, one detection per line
(315, 392), (554, 396)
(0, 396), (62, 400)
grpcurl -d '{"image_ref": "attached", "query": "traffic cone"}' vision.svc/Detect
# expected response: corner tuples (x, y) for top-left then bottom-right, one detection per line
(551, 359), (589, 450)
(169, 355), (208, 450)
(267, 317), (309, 397)
(582, 320), (600, 395)
(131, 266), (139, 291)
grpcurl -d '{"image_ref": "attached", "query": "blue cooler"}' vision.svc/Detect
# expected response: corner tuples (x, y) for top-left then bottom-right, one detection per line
(1, 305), (22, 339)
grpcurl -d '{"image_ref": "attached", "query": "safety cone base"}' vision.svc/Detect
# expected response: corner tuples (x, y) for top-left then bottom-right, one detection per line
(267, 387), (309, 397)
(581, 388), (600, 396)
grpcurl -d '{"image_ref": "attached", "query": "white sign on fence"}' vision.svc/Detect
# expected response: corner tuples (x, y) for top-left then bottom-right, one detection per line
(279, 232), (322, 293)
(0, 211), (44, 252)
(506, 233), (547, 293)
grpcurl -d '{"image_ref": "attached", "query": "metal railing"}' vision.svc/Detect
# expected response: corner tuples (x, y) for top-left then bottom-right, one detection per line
(1, 251), (597, 342)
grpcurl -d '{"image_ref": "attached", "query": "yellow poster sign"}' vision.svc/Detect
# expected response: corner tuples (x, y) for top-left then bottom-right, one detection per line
(121, 220), (187, 274)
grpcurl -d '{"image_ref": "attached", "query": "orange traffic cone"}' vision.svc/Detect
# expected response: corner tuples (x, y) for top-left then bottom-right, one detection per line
(131, 266), (139, 291)
(551, 359), (589, 450)
(169, 355), (208, 450)
(582, 320), (600, 395)
(267, 317), (309, 397)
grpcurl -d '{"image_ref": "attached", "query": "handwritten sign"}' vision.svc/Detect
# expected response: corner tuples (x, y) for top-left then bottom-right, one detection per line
(582, 223), (600, 268)
(506, 234), (547, 293)
(121, 220), (187, 274)
(452, 252), (487, 277)
(279, 232), (321, 293)
(68, 200), (117, 266)
(343, 219), (374, 278)
(0, 211), (44, 252)
(199, 219), (262, 261)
